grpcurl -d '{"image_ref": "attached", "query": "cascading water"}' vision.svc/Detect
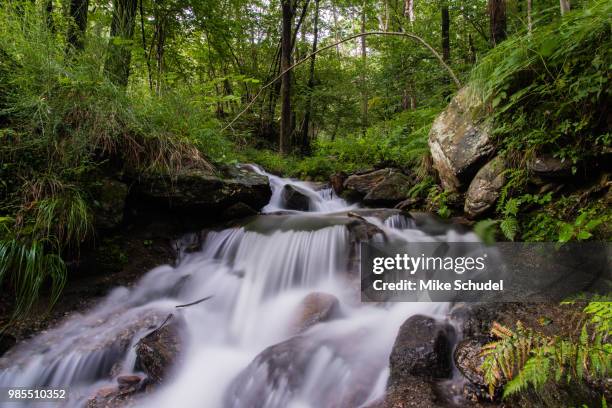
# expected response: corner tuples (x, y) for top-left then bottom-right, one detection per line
(0, 166), (478, 408)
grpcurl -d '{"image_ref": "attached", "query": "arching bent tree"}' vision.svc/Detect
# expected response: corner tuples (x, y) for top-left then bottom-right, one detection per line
(222, 31), (462, 154)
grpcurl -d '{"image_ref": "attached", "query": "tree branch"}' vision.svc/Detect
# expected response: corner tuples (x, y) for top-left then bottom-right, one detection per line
(221, 31), (461, 132)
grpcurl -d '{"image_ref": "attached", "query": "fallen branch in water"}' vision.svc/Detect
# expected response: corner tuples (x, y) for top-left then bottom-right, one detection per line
(133, 313), (174, 348)
(175, 295), (214, 309)
(222, 31), (461, 132)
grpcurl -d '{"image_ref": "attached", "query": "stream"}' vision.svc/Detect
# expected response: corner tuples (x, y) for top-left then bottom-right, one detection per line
(0, 167), (479, 407)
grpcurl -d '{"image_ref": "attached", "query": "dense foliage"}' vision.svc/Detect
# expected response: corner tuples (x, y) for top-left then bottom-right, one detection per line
(481, 298), (611, 403)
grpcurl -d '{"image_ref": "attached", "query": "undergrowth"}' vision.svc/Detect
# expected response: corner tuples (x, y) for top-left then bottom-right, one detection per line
(481, 297), (611, 402)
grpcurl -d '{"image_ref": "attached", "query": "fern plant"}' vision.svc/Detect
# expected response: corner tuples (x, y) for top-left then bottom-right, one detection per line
(481, 298), (612, 401)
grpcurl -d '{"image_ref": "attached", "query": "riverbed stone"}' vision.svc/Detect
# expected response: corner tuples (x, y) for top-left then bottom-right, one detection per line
(130, 165), (271, 215)
(292, 292), (341, 333)
(330, 172), (347, 194)
(389, 315), (455, 383)
(282, 184), (311, 211)
(527, 154), (572, 177)
(428, 86), (495, 191)
(135, 315), (184, 383)
(363, 171), (414, 206)
(344, 169), (395, 195)
(464, 156), (506, 218)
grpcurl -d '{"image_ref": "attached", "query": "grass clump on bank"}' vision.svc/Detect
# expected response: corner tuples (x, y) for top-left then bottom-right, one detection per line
(0, 4), (226, 318)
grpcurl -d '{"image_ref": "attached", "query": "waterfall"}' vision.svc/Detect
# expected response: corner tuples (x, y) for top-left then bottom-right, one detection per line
(0, 166), (476, 408)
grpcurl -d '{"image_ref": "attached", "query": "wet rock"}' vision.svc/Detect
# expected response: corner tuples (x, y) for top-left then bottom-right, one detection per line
(464, 156), (506, 219)
(282, 184), (311, 211)
(363, 172), (414, 206)
(135, 316), (184, 383)
(225, 334), (382, 408)
(344, 169), (395, 196)
(0, 333), (16, 357)
(449, 303), (499, 338)
(389, 315), (455, 383)
(117, 375), (142, 388)
(224, 336), (314, 408)
(86, 382), (144, 408)
(527, 155), (572, 177)
(347, 213), (385, 242)
(379, 380), (439, 408)
(292, 292), (341, 333)
(307, 181), (329, 191)
(428, 86), (495, 191)
(222, 202), (258, 220)
(130, 165), (271, 215)
(330, 172), (347, 194)
(454, 337), (488, 387)
(91, 179), (128, 230)
(394, 197), (422, 212)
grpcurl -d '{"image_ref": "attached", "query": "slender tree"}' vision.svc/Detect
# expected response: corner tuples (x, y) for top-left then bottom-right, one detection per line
(104, 0), (138, 87)
(488, 0), (506, 46)
(405, 0), (415, 24)
(560, 0), (570, 15)
(300, 0), (320, 154)
(279, 0), (294, 154)
(44, 0), (54, 32)
(360, 3), (368, 132)
(66, 0), (89, 51)
(441, 3), (450, 63)
(527, 0), (532, 34)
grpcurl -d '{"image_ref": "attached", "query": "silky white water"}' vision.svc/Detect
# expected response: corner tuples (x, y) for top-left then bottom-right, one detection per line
(0, 167), (477, 407)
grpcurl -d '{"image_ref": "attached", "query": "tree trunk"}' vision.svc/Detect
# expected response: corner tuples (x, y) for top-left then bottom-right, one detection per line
(468, 33), (476, 64)
(300, 0), (319, 154)
(360, 4), (368, 132)
(405, 0), (415, 24)
(527, 0), (532, 34)
(488, 0), (506, 46)
(104, 0), (138, 87)
(45, 0), (54, 32)
(279, 0), (294, 154)
(559, 0), (570, 15)
(441, 4), (450, 63)
(66, 0), (89, 51)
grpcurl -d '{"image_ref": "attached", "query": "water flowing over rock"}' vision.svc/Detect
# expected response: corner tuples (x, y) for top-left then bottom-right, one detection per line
(428, 86), (495, 191)
(0, 165), (478, 408)
(464, 156), (506, 218)
(389, 315), (455, 382)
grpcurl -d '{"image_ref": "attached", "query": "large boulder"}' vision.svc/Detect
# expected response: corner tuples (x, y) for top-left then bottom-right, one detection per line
(281, 184), (311, 211)
(363, 172), (414, 206)
(130, 165), (271, 215)
(428, 87), (495, 191)
(527, 154), (572, 177)
(343, 169), (414, 206)
(135, 316), (184, 383)
(388, 315), (455, 383)
(344, 169), (393, 196)
(91, 179), (128, 230)
(464, 156), (506, 219)
(291, 292), (341, 333)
